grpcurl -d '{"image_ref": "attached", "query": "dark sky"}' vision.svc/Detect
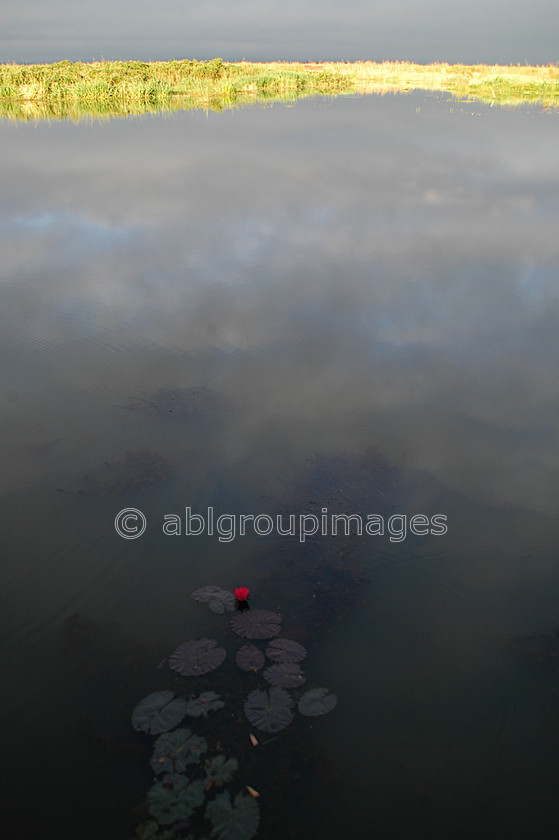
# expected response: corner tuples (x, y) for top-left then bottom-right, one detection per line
(2, 0), (558, 65)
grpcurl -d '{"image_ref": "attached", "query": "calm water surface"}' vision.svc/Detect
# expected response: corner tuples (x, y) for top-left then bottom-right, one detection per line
(1, 92), (559, 839)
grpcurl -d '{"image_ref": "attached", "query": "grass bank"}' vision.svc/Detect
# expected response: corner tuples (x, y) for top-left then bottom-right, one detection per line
(347, 61), (559, 106)
(1, 59), (558, 120)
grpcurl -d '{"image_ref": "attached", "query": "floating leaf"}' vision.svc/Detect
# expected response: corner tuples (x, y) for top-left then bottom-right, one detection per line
(185, 690), (224, 717)
(230, 610), (281, 640)
(263, 663), (306, 689)
(147, 774), (205, 825)
(169, 638), (226, 677)
(192, 585), (236, 614)
(205, 755), (239, 787)
(132, 691), (188, 735)
(265, 638), (307, 664)
(235, 644), (265, 673)
(298, 687), (337, 717)
(150, 728), (207, 775)
(206, 791), (260, 840)
(244, 687), (294, 733)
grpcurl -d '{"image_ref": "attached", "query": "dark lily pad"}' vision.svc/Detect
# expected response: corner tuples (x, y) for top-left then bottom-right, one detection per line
(298, 687), (337, 717)
(168, 638), (226, 677)
(265, 638), (307, 664)
(263, 663), (306, 689)
(185, 691), (224, 717)
(206, 791), (260, 840)
(235, 644), (265, 673)
(244, 687), (294, 733)
(230, 610), (282, 640)
(132, 691), (188, 735)
(204, 755), (239, 787)
(147, 774), (205, 825)
(150, 728), (208, 775)
(192, 585), (236, 615)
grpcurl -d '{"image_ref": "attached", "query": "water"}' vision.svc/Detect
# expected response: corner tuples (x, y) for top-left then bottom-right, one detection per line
(1, 92), (559, 839)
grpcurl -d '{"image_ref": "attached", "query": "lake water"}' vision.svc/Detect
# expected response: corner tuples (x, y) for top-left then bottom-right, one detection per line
(1, 91), (559, 839)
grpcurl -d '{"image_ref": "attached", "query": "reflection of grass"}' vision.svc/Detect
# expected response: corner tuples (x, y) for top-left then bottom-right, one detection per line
(1, 59), (558, 120)
(0, 88), (332, 122)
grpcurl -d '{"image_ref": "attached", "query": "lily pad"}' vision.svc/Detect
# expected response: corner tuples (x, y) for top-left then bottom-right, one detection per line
(132, 691), (188, 735)
(205, 755), (239, 787)
(244, 686), (294, 733)
(192, 585), (236, 615)
(298, 687), (337, 717)
(150, 728), (208, 775)
(185, 691), (225, 717)
(265, 638), (307, 664)
(263, 663), (306, 689)
(147, 774), (205, 825)
(169, 638), (226, 677)
(206, 791), (260, 840)
(235, 644), (265, 673)
(230, 610), (282, 640)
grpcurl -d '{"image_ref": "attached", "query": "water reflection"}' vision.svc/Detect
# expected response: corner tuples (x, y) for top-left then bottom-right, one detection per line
(1, 92), (559, 838)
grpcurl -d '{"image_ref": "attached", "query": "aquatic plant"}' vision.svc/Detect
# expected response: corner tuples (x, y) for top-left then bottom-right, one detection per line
(265, 638), (307, 664)
(263, 663), (306, 689)
(147, 774), (205, 825)
(192, 586), (236, 615)
(298, 687), (337, 717)
(206, 791), (260, 840)
(204, 755), (239, 787)
(234, 587), (250, 602)
(150, 728), (208, 775)
(244, 687), (294, 733)
(168, 638), (226, 676)
(133, 578), (339, 838)
(132, 691), (188, 735)
(235, 644), (265, 673)
(185, 691), (225, 717)
(230, 610), (282, 640)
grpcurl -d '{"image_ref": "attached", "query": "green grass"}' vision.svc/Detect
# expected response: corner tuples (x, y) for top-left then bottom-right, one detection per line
(1, 59), (558, 120)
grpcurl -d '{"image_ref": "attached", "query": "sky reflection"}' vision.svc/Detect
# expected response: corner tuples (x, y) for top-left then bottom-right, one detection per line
(1, 94), (559, 521)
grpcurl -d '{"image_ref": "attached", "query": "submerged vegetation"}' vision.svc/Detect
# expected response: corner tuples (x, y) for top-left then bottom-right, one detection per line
(0, 58), (558, 120)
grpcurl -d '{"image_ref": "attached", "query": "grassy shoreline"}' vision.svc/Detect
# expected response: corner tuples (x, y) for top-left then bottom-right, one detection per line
(1, 58), (558, 120)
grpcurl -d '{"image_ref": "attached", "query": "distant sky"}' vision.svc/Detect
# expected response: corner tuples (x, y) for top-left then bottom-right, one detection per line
(1, 0), (558, 65)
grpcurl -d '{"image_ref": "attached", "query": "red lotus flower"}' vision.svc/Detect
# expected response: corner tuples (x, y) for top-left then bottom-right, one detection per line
(234, 587), (250, 602)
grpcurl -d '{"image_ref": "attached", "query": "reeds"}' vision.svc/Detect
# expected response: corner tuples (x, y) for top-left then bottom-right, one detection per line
(1, 59), (557, 120)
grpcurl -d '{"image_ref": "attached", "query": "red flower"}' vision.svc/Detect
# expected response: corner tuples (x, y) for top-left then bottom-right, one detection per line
(234, 587), (250, 602)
